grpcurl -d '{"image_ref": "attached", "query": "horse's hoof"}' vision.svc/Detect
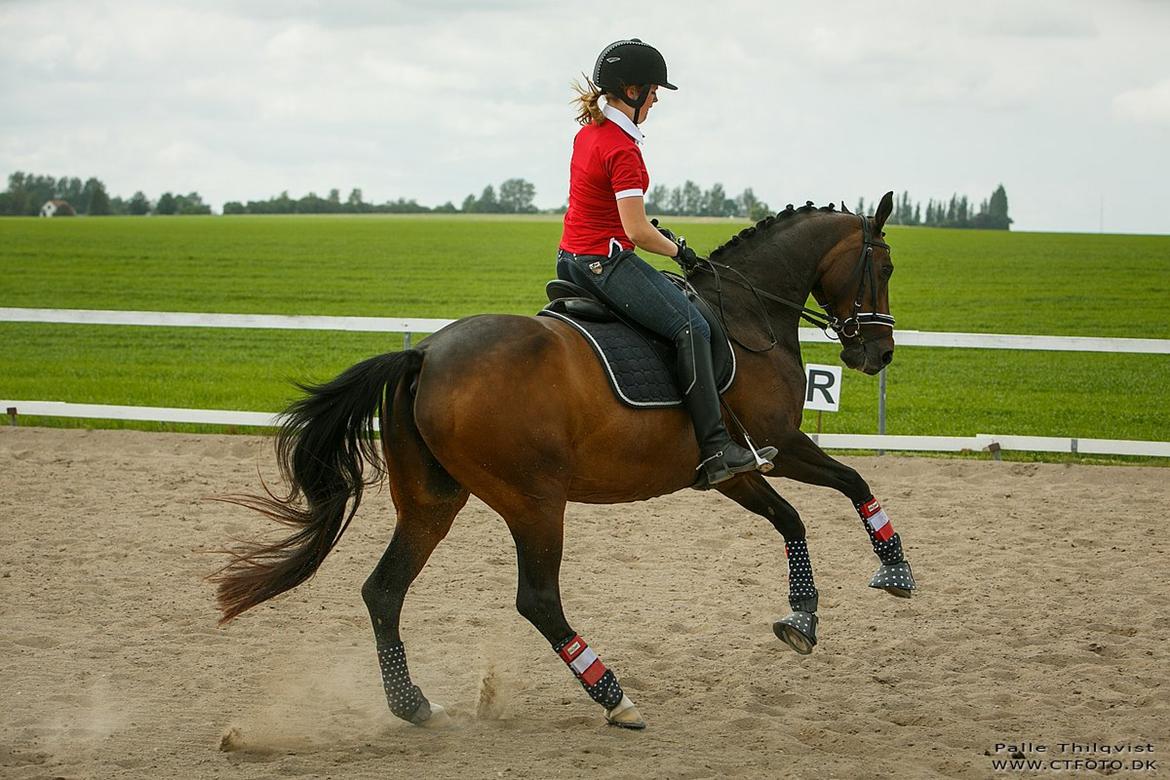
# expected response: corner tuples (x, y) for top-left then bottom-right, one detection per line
(869, 560), (915, 598)
(605, 695), (646, 730)
(405, 698), (450, 728)
(415, 702), (451, 728)
(773, 611), (818, 655)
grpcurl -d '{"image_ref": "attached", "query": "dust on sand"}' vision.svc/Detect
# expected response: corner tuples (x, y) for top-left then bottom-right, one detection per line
(1, 427), (1167, 779)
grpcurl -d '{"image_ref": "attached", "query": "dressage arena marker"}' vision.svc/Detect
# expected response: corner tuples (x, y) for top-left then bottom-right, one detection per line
(3, 307), (1168, 457)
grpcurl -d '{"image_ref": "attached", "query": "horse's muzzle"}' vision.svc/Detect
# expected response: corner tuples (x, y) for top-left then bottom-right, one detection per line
(841, 336), (894, 375)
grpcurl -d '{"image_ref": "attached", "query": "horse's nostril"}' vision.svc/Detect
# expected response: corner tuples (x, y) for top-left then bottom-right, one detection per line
(881, 350), (894, 366)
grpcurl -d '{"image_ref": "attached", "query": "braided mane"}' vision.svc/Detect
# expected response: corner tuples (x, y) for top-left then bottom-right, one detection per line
(709, 201), (842, 261)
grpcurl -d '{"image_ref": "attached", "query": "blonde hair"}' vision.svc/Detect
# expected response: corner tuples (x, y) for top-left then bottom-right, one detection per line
(571, 76), (607, 126)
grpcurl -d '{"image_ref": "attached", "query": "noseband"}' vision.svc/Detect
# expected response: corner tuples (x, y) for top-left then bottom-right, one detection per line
(693, 213), (895, 351)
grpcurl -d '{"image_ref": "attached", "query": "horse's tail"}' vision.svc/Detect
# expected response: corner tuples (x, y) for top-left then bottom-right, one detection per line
(211, 349), (424, 625)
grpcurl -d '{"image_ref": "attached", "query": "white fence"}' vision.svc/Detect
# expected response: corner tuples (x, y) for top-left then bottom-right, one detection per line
(3, 307), (1169, 458)
(4, 307), (1170, 354)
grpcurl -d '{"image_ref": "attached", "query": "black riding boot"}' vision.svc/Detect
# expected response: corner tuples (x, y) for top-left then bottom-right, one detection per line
(674, 327), (778, 489)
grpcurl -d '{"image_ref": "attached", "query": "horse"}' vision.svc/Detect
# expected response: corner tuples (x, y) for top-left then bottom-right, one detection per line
(211, 191), (914, 730)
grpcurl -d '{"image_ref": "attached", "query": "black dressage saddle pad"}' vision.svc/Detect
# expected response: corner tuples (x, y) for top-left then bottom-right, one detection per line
(536, 278), (735, 409)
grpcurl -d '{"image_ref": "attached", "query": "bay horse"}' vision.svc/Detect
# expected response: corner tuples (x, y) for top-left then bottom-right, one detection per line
(212, 191), (915, 730)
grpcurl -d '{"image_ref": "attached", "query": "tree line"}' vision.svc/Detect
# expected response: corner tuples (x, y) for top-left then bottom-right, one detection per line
(646, 182), (773, 221)
(651, 182), (1012, 230)
(0, 173), (544, 216)
(2, 173), (112, 216)
(223, 188), (456, 215)
(0, 172), (212, 216)
(460, 179), (537, 213)
(226, 178), (541, 215)
(2, 170), (1012, 229)
(857, 185), (1012, 230)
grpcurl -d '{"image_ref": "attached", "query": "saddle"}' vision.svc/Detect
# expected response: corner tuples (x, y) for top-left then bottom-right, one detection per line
(536, 276), (736, 408)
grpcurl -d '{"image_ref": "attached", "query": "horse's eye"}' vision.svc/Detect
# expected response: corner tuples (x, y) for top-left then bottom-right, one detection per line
(882, 265), (894, 279)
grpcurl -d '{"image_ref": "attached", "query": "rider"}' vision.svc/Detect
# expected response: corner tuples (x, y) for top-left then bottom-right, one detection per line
(557, 38), (777, 488)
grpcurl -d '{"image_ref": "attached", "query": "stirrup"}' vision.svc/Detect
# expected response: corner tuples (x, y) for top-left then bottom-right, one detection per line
(745, 434), (776, 474)
(693, 443), (777, 490)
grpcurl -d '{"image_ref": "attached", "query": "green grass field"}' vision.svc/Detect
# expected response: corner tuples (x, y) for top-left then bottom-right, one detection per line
(1, 214), (1167, 455)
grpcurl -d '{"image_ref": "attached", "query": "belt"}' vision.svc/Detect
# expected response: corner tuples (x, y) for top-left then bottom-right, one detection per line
(559, 239), (629, 261)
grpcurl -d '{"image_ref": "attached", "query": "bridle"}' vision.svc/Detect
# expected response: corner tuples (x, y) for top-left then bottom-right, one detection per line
(815, 213), (896, 339)
(691, 213), (895, 351)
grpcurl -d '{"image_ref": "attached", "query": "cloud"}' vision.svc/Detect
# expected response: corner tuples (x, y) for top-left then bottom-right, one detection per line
(972, 6), (1098, 38)
(0, 0), (1167, 231)
(1113, 78), (1170, 127)
(215, 0), (544, 27)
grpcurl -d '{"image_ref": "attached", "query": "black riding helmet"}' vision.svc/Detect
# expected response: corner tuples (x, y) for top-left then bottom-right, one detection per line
(593, 39), (677, 124)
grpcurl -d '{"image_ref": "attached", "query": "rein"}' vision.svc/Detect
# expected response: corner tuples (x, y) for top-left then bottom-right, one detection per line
(690, 214), (895, 350)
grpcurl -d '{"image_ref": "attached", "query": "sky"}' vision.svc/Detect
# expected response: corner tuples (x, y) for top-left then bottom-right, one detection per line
(2, 0), (1168, 234)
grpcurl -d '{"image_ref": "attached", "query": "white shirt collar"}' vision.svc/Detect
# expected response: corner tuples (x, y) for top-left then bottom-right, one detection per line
(602, 101), (644, 145)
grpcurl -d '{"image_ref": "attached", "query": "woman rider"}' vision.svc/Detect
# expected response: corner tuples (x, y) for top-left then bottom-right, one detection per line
(557, 39), (777, 488)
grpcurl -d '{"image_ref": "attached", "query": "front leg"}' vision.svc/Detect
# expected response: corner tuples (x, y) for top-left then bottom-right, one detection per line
(717, 474), (819, 654)
(771, 430), (916, 597)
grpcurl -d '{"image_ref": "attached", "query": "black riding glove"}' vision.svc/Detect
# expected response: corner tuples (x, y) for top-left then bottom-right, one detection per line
(650, 218), (677, 243)
(673, 237), (703, 274)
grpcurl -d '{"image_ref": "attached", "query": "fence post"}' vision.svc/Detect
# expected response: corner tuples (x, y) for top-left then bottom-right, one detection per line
(877, 368), (887, 455)
(7, 407), (17, 426)
(403, 332), (412, 350)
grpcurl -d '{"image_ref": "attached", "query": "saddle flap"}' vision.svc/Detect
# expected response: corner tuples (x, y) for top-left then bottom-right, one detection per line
(537, 270), (735, 409)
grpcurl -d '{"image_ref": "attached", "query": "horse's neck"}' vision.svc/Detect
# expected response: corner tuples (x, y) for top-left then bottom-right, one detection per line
(699, 216), (847, 336)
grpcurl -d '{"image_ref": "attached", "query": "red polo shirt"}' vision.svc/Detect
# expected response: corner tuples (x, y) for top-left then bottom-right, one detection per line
(560, 104), (649, 257)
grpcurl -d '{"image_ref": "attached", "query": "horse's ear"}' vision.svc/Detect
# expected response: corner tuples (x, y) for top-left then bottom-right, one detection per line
(874, 191), (895, 228)
(841, 200), (853, 215)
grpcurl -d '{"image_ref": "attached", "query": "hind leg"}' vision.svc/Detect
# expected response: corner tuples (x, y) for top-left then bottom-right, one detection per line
(362, 497), (465, 724)
(490, 493), (644, 729)
(718, 474), (820, 653)
(772, 430), (915, 597)
(362, 386), (469, 725)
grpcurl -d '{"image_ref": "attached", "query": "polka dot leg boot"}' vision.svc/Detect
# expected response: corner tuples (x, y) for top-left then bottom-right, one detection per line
(854, 496), (916, 598)
(554, 633), (645, 729)
(773, 539), (818, 654)
(376, 641), (437, 724)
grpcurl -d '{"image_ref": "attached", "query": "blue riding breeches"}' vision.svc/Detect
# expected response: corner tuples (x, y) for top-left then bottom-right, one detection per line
(556, 248), (711, 344)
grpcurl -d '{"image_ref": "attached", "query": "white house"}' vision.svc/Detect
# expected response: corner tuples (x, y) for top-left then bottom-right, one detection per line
(40, 199), (76, 217)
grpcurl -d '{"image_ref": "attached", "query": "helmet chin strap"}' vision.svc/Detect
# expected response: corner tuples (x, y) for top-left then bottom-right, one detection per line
(620, 85), (653, 125)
